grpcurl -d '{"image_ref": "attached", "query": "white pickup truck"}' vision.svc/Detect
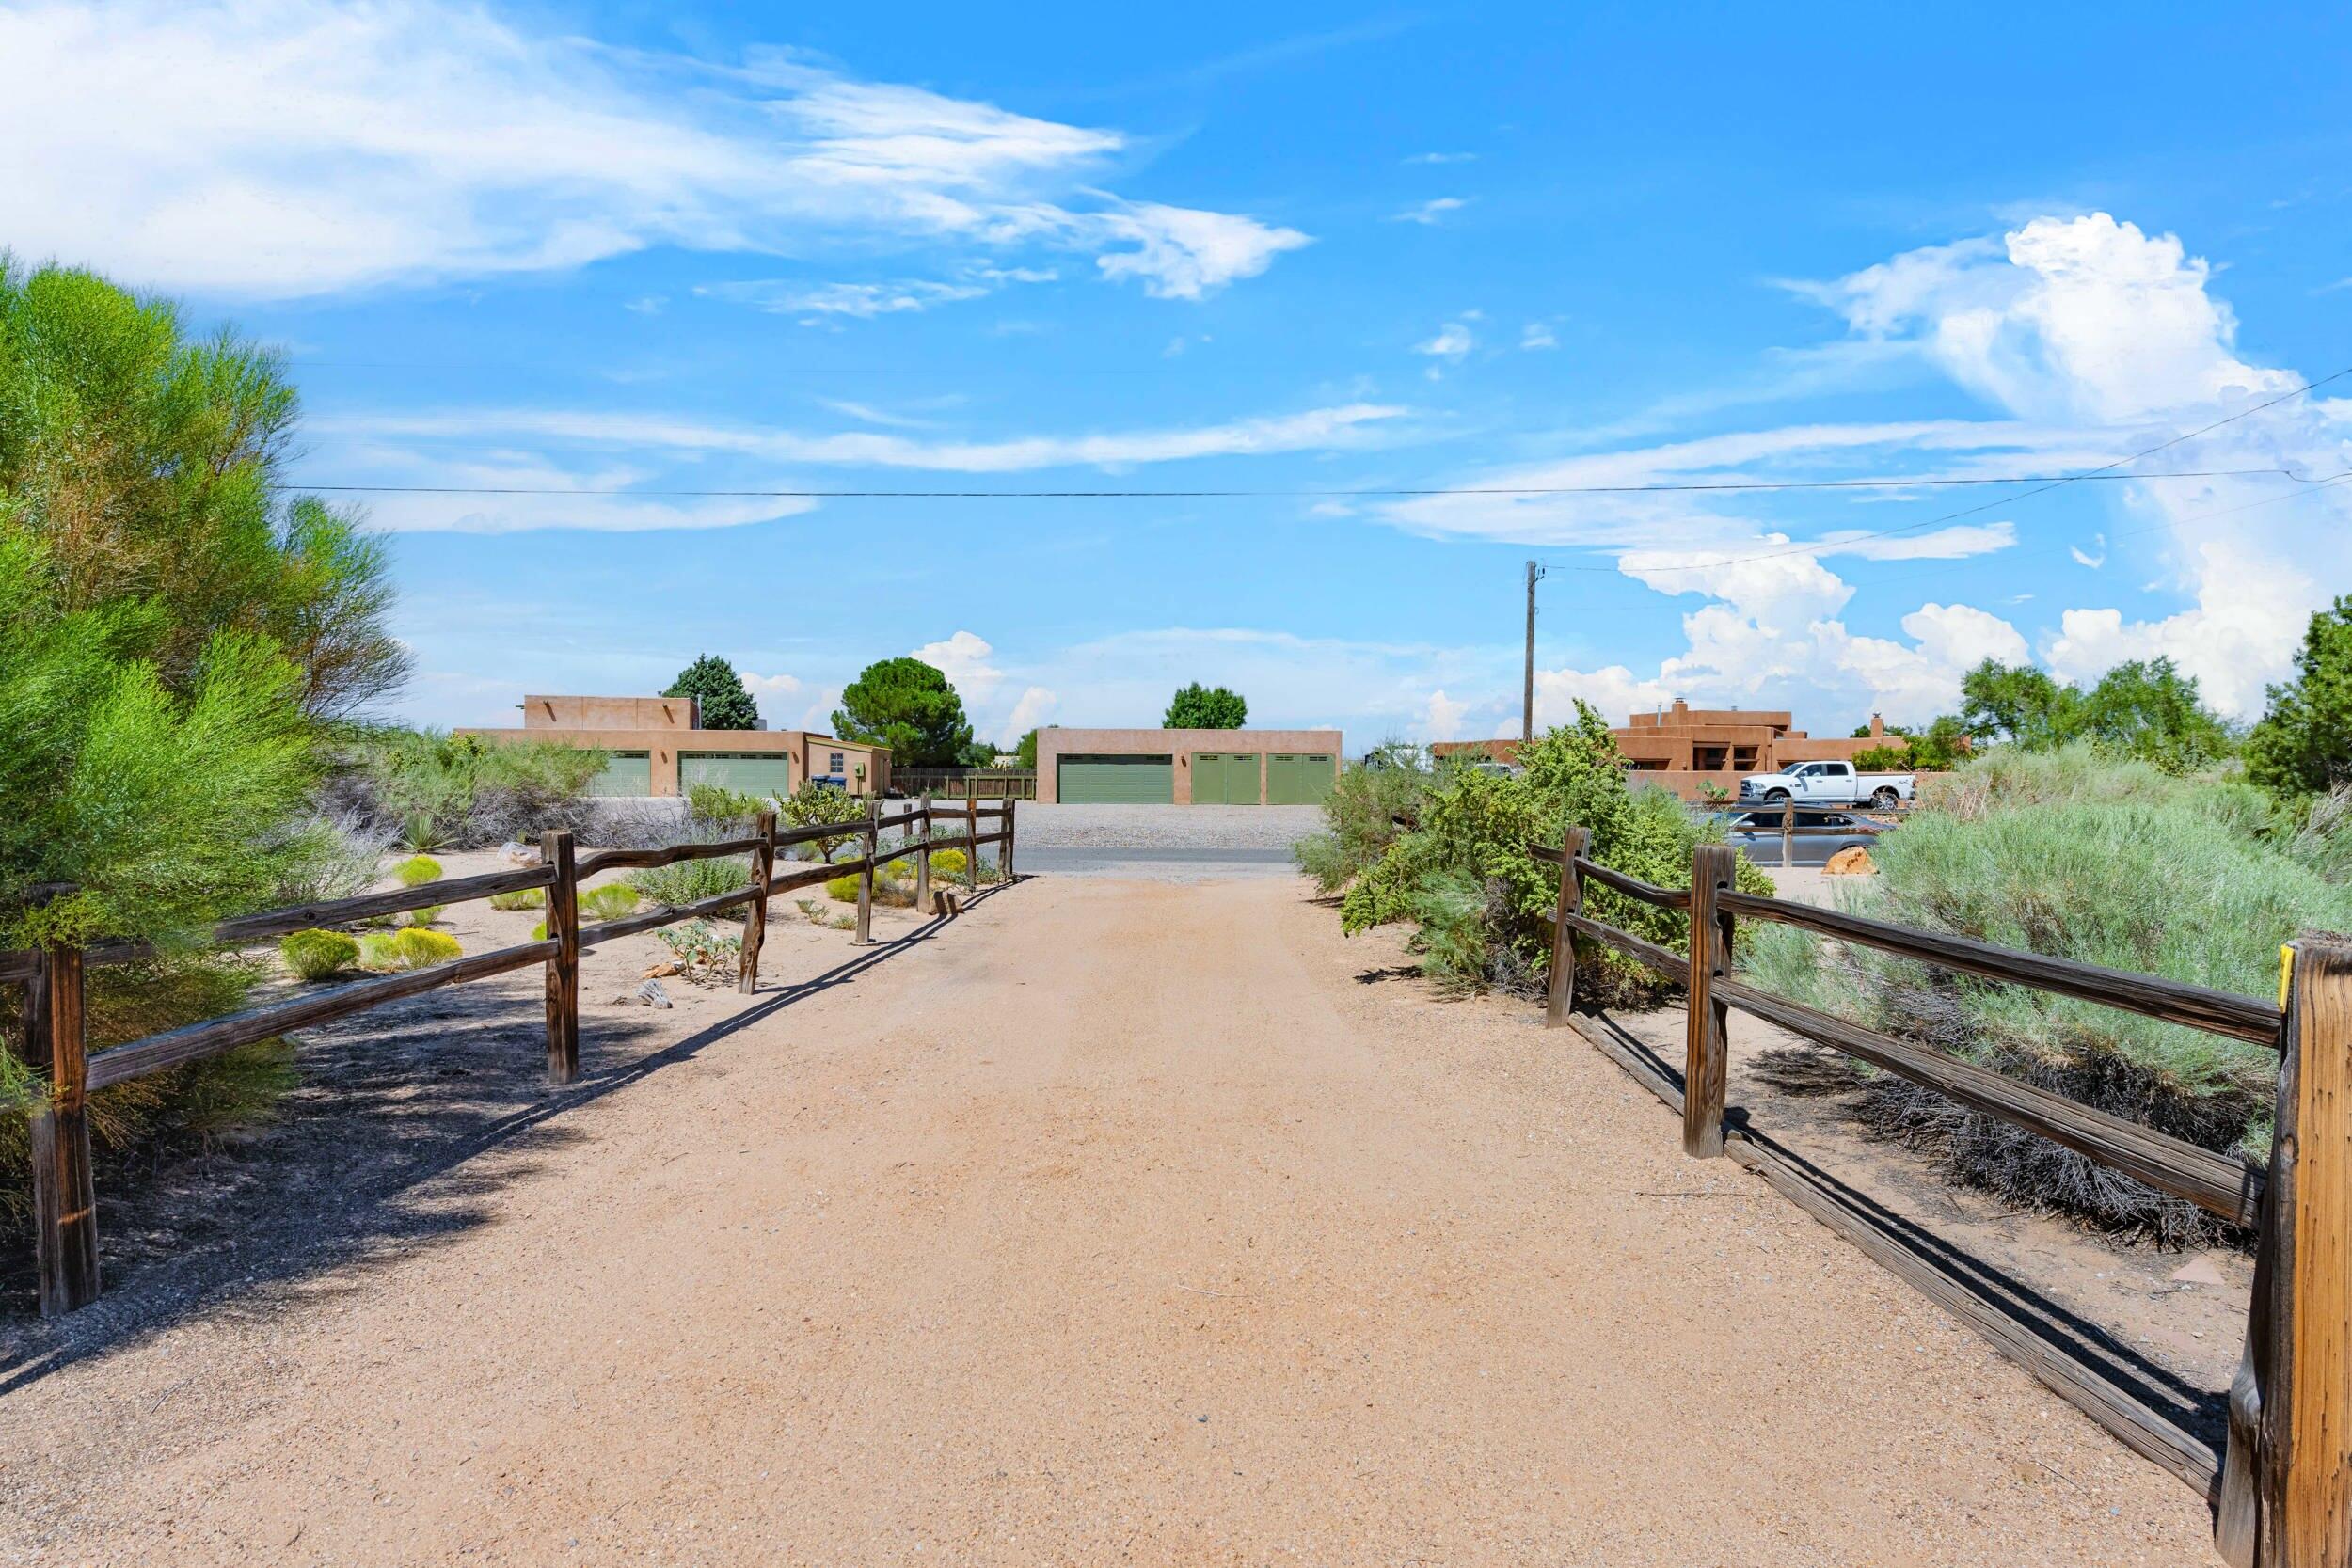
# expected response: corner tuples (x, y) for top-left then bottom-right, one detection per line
(1735, 759), (1914, 810)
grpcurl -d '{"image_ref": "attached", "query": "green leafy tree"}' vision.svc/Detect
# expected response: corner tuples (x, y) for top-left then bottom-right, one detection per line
(2075, 657), (2233, 772)
(776, 780), (866, 863)
(0, 261), (407, 719)
(1164, 683), (1247, 728)
(2247, 595), (2352, 797)
(1015, 728), (1041, 769)
(663, 654), (759, 730)
(1959, 659), (2079, 747)
(832, 657), (973, 767)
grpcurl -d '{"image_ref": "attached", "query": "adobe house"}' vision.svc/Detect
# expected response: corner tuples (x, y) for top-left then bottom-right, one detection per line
(457, 694), (890, 798)
(1035, 726), (1343, 804)
(1433, 700), (1906, 800)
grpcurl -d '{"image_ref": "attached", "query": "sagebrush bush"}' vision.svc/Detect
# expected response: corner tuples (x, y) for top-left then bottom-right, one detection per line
(687, 782), (766, 825)
(658, 920), (742, 985)
(1295, 742), (1430, 895)
(487, 887), (545, 911)
(1740, 744), (2352, 1241)
(579, 883), (642, 921)
(324, 730), (612, 850)
(392, 854), (441, 887)
(630, 852), (750, 915)
(279, 928), (359, 981)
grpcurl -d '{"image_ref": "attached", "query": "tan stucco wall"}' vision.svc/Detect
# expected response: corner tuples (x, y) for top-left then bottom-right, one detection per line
(455, 724), (890, 798)
(519, 694), (699, 731)
(1034, 728), (1343, 804)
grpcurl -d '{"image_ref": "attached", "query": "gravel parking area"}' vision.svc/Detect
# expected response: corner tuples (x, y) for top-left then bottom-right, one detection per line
(1013, 802), (1322, 850)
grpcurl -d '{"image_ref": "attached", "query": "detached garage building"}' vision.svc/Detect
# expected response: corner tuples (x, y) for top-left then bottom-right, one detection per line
(457, 694), (890, 798)
(1036, 728), (1343, 805)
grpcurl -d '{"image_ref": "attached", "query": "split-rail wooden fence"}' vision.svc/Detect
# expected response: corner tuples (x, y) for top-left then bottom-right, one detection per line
(1536, 828), (2347, 1568)
(6, 797), (1015, 1320)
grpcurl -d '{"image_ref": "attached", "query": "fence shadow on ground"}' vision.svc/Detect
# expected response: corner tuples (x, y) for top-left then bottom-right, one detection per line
(0, 880), (1019, 1396)
(1572, 1007), (2230, 1461)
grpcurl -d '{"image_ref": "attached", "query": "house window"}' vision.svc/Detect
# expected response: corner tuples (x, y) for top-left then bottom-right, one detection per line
(829, 752), (845, 773)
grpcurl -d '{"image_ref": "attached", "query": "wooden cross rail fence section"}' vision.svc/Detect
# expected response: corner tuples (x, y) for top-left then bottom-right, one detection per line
(1535, 826), (2346, 1568)
(5, 799), (1018, 1321)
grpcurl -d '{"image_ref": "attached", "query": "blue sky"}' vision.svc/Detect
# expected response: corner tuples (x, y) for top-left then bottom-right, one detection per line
(9, 2), (2352, 747)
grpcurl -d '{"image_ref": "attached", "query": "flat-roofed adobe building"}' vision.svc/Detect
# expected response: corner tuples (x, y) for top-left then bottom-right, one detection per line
(1433, 700), (1908, 800)
(457, 694), (890, 799)
(1036, 727), (1343, 805)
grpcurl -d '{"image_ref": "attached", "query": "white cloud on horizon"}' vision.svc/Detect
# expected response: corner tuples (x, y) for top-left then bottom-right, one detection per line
(0, 1), (1309, 302)
(1390, 197), (1469, 226)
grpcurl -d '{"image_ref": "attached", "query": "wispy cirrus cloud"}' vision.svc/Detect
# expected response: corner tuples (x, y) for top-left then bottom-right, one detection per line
(1390, 197), (1469, 226)
(0, 0), (1309, 302)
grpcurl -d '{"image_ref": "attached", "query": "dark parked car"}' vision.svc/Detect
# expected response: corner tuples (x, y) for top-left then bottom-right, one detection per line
(1710, 805), (1889, 867)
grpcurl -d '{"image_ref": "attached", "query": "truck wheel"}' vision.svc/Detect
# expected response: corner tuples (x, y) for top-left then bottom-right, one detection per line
(1763, 788), (1790, 804)
(1869, 787), (1899, 810)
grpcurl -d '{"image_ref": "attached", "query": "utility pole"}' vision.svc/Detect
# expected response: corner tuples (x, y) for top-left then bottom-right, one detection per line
(1522, 560), (1545, 745)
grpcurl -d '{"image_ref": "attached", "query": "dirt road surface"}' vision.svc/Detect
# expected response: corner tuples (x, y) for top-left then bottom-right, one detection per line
(2, 877), (2215, 1565)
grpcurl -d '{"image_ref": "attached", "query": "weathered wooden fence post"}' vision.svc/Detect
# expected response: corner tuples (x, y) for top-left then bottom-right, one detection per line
(739, 808), (775, 994)
(1781, 795), (1795, 868)
(1683, 843), (1737, 1158)
(855, 799), (877, 946)
(966, 796), (979, 893)
(542, 829), (580, 1085)
(28, 888), (100, 1316)
(914, 793), (932, 915)
(1546, 826), (1591, 1029)
(1004, 797), (1017, 880)
(2217, 935), (2352, 1568)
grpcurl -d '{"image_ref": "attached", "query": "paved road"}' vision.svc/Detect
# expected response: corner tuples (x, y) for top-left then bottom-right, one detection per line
(4, 879), (2207, 1564)
(1015, 844), (1301, 879)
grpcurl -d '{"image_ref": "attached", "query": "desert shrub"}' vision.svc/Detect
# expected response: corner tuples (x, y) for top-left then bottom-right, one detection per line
(825, 872), (861, 904)
(658, 920), (741, 985)
(325, 730), (611, 850)
(358, 927), (461, 972)
(279, 928), (359, 981)
(266, 809), (395, 905)
(1336, 705), (1770, 999)
(930, 847), (968, 877)
(1739, 743), (2352, 1241)
(1295, 743), (1431, 895)
(687, 782), (765, 826)
(528, 919), (547, 942)
(395, 903), (445, 928)
(777, 780), (866, 862)
(392, 854), (441, 887)
(579, 882), (642, 921)
(630, 851), (751, 915)
(487, 887), (545, 911)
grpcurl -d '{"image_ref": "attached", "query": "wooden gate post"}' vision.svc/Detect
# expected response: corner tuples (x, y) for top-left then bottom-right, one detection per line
(1683, 843), (1737, 1158)
(739, 808), (775, 994)
(966, 797), (979, 893)
(914, 794), (932, 915)
(855, 799), (877, 946)
(1004, 798), (1016, 880)
(542, 829), (580, 1085)
(2217, 936), (2352, 1568)
(1781, 796), (1795, 869)
(1546, 826), (1591, 1029)
(29, 908), (100, 1317)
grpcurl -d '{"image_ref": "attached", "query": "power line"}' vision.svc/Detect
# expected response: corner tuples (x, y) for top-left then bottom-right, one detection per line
(293, 465), (2331, 500)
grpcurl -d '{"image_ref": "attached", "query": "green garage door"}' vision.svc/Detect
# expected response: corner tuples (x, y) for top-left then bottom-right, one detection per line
(680, 751), (792, 798)
(587, 751), (652, 797)
(1057, 753), (1174, 804)
(1268, 753), (1335, 805)
(1190, 752), (1261, 804)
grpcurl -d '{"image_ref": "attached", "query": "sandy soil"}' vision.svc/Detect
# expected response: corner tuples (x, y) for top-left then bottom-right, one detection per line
(0, 875), (2217, 1565)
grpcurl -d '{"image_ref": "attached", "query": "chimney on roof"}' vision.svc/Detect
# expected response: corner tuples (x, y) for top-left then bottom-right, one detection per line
(1869, 711), (1884, 737)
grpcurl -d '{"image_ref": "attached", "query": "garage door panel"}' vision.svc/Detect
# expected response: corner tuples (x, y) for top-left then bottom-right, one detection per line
(1190, 752), (1259, 804)
(680, 752), (793, 798)
(1268, 753), (1335, 805)
(587, 751), (653, 797)
(1058, 754), (1174, 804)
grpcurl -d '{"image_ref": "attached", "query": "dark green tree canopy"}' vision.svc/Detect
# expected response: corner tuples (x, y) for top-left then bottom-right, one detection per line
(832, 657), (973, 767)
(1165, 682), (1247, 729)
(2247, 595), (2352, 797)
(663, 653), (759, 730)
(1014, 727), (1041, 770)
(1954, 656), (2231, 773)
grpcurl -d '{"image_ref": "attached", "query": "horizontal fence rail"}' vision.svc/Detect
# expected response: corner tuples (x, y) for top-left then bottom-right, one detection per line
(1534, 824), (2342, 1565)
(7, 796), (1017, 1319)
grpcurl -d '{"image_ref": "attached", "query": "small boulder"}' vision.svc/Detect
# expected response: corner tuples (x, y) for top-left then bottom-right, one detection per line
(1823, 846), (1878, 876)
